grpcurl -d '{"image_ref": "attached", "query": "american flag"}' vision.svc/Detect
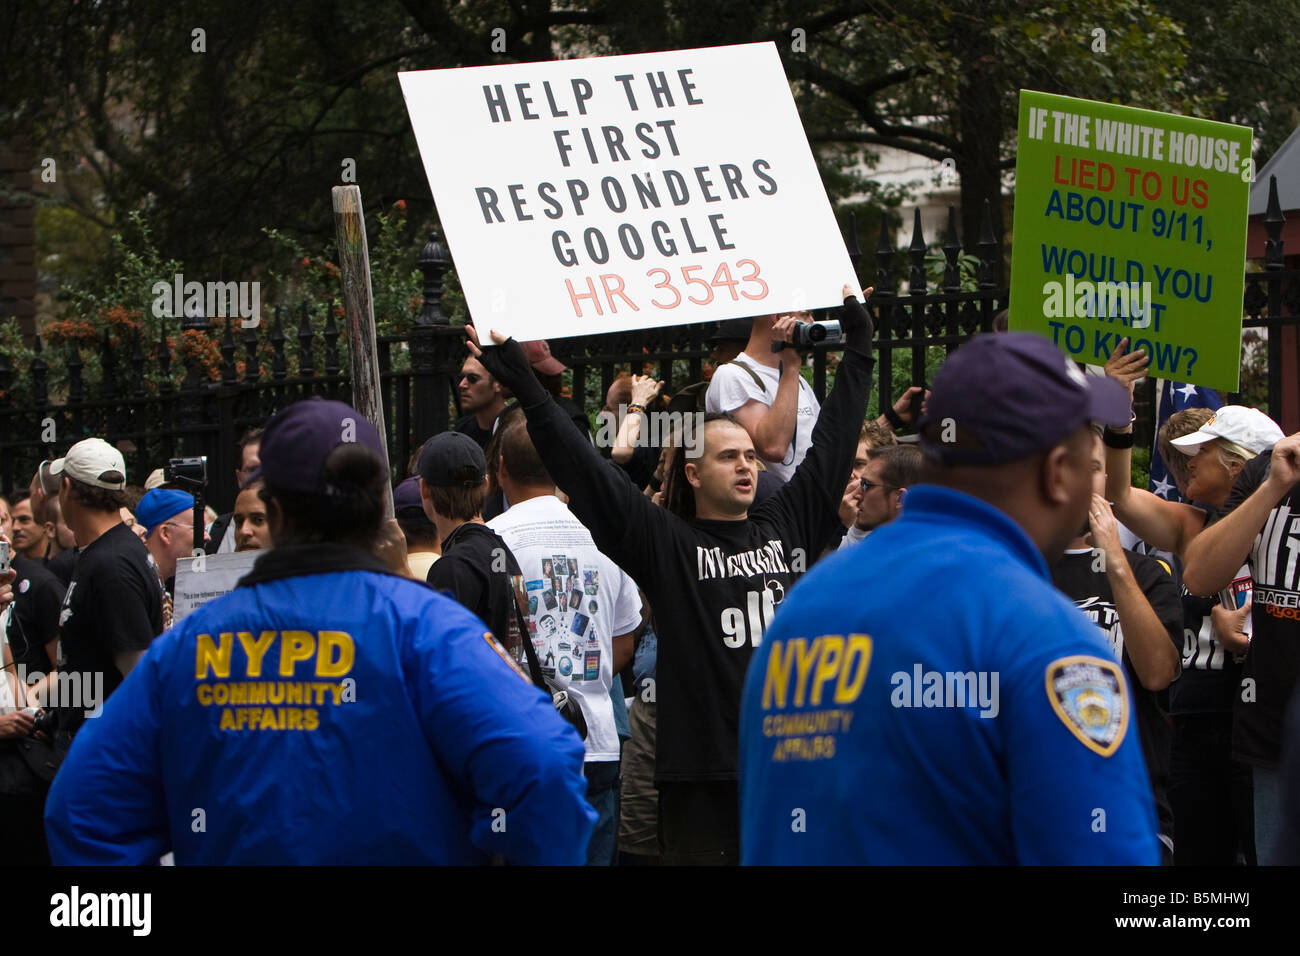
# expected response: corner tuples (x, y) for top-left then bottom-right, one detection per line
(1149, 380), (1223, 500)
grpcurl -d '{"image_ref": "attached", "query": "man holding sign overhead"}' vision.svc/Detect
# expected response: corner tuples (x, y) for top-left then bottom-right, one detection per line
(467, 284), (875, 865)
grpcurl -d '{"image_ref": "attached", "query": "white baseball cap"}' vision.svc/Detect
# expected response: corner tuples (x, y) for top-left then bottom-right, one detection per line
(1169, 405), (1283, 459)
(49, 438), (127, 490)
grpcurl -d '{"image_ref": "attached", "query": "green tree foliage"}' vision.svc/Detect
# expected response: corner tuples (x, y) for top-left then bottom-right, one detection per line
(5, 0), (1297, 309)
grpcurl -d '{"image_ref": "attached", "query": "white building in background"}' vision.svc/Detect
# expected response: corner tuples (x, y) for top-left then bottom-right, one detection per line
(844, 143), (962, 248)
(833, 129), (1016, 250)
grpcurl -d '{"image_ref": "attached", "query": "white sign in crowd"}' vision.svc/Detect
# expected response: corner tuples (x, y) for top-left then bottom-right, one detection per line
(400, 42), (857, 340)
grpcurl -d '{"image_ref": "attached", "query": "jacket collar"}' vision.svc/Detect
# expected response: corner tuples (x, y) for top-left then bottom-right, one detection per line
(237, 542), (402, 589)
(899, 485), (1050, 580)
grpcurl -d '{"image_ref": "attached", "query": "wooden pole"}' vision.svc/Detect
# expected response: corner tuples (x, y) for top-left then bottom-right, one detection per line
(331, 185), (394, 518)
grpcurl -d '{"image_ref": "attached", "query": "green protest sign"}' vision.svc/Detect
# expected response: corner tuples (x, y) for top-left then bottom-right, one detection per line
(1009, 91), (1252, 392)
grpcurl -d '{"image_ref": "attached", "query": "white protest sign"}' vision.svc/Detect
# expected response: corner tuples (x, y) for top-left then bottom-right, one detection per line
(399, 42), (857, 340)
(173, 550), (260, 622)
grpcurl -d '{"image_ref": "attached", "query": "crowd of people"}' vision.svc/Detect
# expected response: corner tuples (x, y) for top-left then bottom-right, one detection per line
(2, 290), (1299, 867)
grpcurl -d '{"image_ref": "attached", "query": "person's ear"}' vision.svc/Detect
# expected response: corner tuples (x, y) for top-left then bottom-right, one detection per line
(1041, 442), (1075, 507)
(892, 487), (906, 512)
(684, 461), (702, 490)
(265, 495), (286, 545)
(43, 521), (55, 540)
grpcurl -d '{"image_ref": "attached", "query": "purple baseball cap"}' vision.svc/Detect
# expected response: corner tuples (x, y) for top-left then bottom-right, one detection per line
(918, 332), (1131, 467)
(392, 476), (426, 517)
(258, 397), (387, 494)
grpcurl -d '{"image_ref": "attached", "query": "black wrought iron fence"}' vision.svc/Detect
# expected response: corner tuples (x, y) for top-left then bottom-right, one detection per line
(3, 187), (1296, 511)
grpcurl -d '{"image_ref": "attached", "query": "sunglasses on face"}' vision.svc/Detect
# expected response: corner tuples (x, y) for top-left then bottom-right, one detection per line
(460, 372), (483, 385)
(860, 478), (896, 494)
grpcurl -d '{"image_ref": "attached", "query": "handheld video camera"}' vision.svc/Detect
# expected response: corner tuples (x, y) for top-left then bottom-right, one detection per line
(164, 456), (208, 553)
(772, 319), (843, 352)
(164, 456), (208, 489)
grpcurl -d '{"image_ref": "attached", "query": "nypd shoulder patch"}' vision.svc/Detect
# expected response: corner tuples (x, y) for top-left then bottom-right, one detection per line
(1044, 655), (1129, 757)
(482, 631), (532, 683)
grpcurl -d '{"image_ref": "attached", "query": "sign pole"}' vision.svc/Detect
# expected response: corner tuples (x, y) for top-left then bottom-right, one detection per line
(331, 184), (394, 517)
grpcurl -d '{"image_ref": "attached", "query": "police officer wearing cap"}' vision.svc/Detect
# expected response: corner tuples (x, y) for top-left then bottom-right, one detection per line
(45, 397), (595, 864)
(739, 333), (1161, 864)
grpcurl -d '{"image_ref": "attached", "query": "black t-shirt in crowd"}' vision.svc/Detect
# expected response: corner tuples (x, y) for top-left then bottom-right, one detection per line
(1164, 500), (1248, 717)
(1219, 450), (1300, 768)
(54, 522), (165, 736)
(518, 347), (874, 784)
(45, 546), (77, 586)
(1052, 548), (1183, 836)
(427, 521), (522, 647)
(6, 553), (66, 676)
(453, 413), (494, 450)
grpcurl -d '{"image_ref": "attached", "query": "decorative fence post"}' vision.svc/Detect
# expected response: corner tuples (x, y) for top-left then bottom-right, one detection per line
(411, 231), (461, 446)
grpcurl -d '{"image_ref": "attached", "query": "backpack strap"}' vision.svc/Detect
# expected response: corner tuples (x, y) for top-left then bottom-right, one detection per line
(720, 357), (769, 395)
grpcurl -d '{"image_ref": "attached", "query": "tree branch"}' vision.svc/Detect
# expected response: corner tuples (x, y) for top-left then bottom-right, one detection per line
(809, 130), (950, 163)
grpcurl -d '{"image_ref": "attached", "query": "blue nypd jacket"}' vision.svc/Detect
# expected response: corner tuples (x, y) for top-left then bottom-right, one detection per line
(45, 544), (596, 865)
(739, 486), (1159, 865)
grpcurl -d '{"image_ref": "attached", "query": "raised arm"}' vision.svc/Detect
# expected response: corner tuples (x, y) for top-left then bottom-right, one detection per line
(468, 327), (676, 584)
(757, 287), (875, 549)
(611, 375), (663, 465)
(1184, 434), (1300, 594)
(729, 316), (803, 463)
(1090, 497), (1180, 689)
(1098, 339), (1206, 556)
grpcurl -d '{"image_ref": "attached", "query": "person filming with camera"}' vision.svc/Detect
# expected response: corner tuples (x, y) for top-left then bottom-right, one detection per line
(704, 312), (823, 482)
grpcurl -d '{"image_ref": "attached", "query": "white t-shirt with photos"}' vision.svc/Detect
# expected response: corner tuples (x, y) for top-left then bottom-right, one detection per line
(489, 494), (642, 762)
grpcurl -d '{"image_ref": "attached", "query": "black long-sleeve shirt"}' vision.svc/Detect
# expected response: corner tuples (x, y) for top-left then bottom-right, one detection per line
(522, 350), (874, 782)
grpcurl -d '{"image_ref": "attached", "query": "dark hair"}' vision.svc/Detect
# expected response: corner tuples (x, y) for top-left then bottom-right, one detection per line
(238, 427), (264, 457)
(259, 443), (387, 547)
(9, 490), (30, 506)
(396, 514), (439, 548)
(483, 406), (524, 504)
(499, 420), (552, 486)
(64, 475), (129, 513)
(122, 484), (145, 512)
(867, 444), (923, 490)
(662, 412), (742, 521)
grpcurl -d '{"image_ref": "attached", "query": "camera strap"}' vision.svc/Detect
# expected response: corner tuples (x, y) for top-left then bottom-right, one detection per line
(507, 574), (587, 740)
